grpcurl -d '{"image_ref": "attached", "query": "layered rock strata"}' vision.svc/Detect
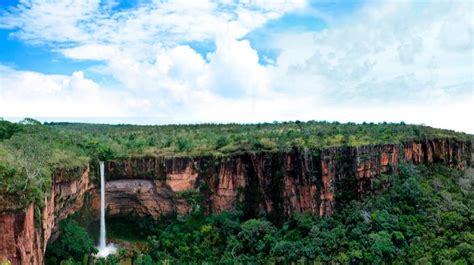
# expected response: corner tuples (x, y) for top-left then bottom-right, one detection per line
(0, 167), (90, 265)
(93, 138), (471, 224)
(0, 138), (470, 264)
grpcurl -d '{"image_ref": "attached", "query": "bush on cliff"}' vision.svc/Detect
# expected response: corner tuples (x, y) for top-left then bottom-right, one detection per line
(0, 121), (89, 208)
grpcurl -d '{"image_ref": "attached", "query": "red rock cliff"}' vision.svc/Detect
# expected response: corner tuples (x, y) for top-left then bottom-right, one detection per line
(0, 166), (90, 265)
(94, 138), (470, 224)
(1, 138), (469, 264)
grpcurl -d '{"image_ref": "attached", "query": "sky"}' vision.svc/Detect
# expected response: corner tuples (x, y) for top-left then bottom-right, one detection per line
(0, 0), (472, 133)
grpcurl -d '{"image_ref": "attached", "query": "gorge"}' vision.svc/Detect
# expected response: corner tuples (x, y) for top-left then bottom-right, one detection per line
(1, 136), (471, 264)
(1, 0), (472, 263)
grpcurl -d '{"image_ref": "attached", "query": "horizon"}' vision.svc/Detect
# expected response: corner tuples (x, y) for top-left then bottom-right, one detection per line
(1, 0), (473, 133)
(2, 116), (471, 135)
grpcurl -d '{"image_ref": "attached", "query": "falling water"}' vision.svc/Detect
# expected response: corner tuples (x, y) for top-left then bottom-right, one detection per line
(96, 161), (116, 257)
(99, 161), (106, 249)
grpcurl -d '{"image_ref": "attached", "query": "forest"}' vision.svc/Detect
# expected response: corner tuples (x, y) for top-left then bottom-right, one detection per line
(46, 163), (474, 264)
(0, 118), (469, 209)
(0, 118), (472, 264)
(1, 0), (471, 264)
(46, 120), (470, 157)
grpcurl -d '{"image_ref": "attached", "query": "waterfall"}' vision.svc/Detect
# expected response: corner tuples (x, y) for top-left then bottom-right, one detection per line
(96, 161), (116, 257)
(99, 161), (106, 249)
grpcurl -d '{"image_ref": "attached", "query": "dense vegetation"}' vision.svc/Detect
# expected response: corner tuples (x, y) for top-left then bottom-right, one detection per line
(46, 220), (97, 264)
(47, 120), (470, 157)
(0, 119), (89, 208)
(46, 163), (474, 264)
(1, 118), (469, 209)
(1, 118), (472, 264)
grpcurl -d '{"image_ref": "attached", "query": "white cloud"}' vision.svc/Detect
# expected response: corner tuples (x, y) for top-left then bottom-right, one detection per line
(206, 36), (270, 97)
(268, 0), (473, 106)
(0, 0), (304, 112)
(0, 0), (472, 133)
(0, 0), (100, 44)
(0, 0), (306, 52)
(0, 65), (146, 117)
(61, 44), (117, 60)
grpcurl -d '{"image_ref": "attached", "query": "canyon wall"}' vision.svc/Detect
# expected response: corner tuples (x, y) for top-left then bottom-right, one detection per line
(0, 138), (470, 264)
(0, 167), (90, 265)
(92, 138), (471, 224)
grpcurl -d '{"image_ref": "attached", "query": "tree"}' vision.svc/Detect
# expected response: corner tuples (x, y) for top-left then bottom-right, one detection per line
(215, 136), (229, 149)
(0, 120), (22, 140)
(135, 255), (154, 265)
(238, 219), (276, 255)
(176, 137), (192, 152)
(271, 241), (305, 262)
(19, 118), (42, 125)
(5, 133), (52, 203)
(369, 231), (395, 262)
(79, 140), (115, 161)
(46, 219), (97, 262)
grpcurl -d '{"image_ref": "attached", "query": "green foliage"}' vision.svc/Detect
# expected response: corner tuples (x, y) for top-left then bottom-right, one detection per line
(215, 136), (229, 149)
(4, 120), (466, 210)
(0, 119), (471, 263)
(19, 118), (42, 125)
(0, 120), (22, 140)
(0, 122), (89, 207)
(175, 190), (202, 213)
(176, 137), (192, 152)
(91, 164), (473, 264)
(94, 255), (120, 265)
(135, 255), (154, 265)
(46, 219), (97, 263)
(0, 132), (52, 206)
(79, 140), (115, 161)
(45, 121), (470, 157)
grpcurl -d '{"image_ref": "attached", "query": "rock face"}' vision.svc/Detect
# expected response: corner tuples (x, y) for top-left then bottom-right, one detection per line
(94, 138), (471, 225)
(0, 204), (42, 265)
(0, 167), (90, 265)
(90, 179), (193, 218)
(0, 138), (470, 264)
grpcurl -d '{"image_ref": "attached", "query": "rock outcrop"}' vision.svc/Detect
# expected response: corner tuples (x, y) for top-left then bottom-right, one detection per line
(93, 138), (471, 225)
(0, 138), (470, 264)
(90, 179), (193, 218)
(0, 166), (90, 265)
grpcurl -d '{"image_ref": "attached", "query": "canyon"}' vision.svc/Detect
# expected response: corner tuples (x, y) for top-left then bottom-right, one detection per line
(0, 138), (471, 264)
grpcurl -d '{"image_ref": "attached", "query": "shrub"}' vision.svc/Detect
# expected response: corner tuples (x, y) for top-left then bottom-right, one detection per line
(46, 219), (97, 262)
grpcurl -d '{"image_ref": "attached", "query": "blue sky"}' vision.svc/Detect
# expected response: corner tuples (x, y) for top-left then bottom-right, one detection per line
(0, 0), (472, 132)
(0, 0), (359, 74)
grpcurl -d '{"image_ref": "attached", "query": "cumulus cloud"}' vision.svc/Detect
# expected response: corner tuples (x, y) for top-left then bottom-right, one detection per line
(0, 65), (148, 117)
(206, 36), (270, 97)
(268, 0), (473, 105)
(0, 0), (305, 109)
(61, 44), (117, 60)
(0, 0), (306, 51)
(0, 0), (472, 133)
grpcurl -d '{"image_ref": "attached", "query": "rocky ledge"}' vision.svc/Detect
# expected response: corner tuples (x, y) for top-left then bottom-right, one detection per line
(0, 138), (470, 264)
(91, 138), (471, 224)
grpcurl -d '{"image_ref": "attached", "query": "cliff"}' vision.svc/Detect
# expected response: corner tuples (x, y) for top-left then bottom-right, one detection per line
(91, 138), (471, 225)
(0, 167), (90, 265)
(0, 138), (470, 264)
